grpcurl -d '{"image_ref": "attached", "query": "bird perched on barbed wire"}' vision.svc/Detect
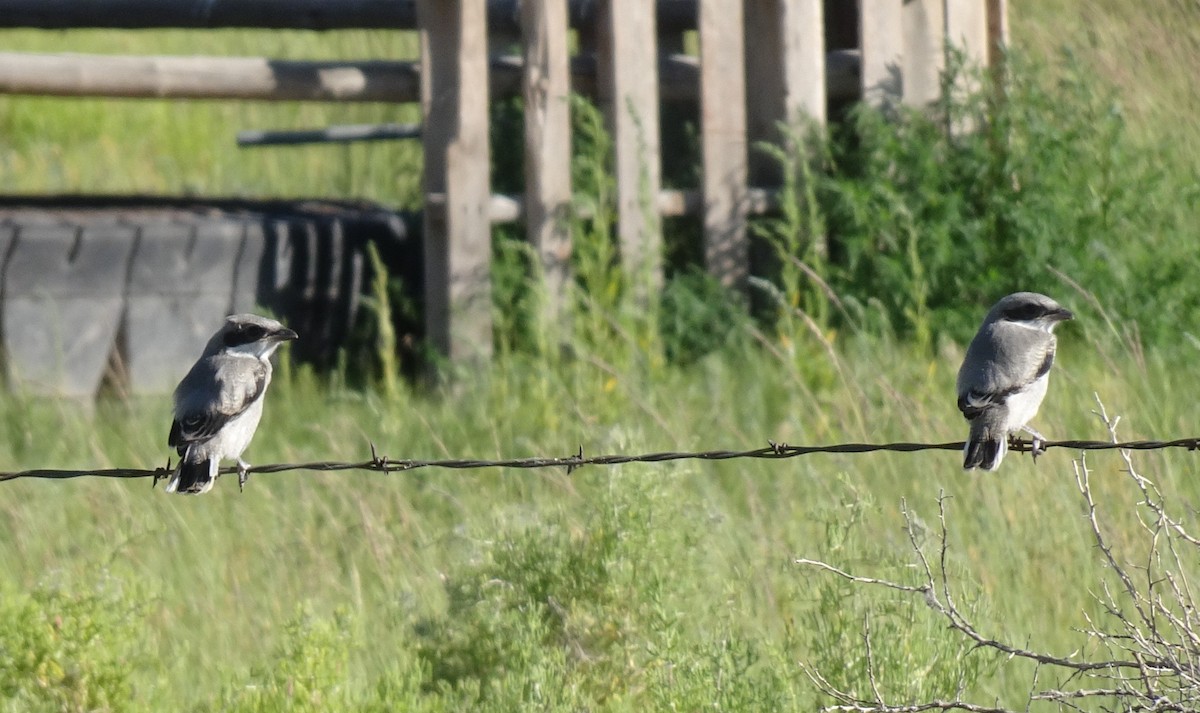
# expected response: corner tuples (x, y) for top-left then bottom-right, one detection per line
(164, 314), (298, 494)
(956, 292), (1073, 471)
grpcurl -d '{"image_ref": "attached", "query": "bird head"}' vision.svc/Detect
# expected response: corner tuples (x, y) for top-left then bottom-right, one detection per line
(986, 292), (1074, 333)
(210, 314), (299, 358)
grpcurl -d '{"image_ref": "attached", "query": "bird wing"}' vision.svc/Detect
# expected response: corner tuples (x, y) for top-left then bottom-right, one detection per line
(169, 356), (268, 451)
(957, 326), (1056, 419)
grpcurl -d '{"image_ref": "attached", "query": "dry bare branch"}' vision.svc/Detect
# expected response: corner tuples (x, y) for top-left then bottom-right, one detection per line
(796, 397), (1200, 711)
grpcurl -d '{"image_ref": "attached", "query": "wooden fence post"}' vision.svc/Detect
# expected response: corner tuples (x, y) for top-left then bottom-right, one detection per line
(900, 0), (944, 107)
(745, 0), (826, 180)
(699, 0), (749, 290)
(593, 0), (662, 296)
(418, 0), (492, 361)
(521, 0), (572, 325)
(945, 0), (989, 67)
(859, 0), (903, 108)
(944, 0), (989, 134)
(986, 0), (1008, 98)
(986, 0), (1008, 66)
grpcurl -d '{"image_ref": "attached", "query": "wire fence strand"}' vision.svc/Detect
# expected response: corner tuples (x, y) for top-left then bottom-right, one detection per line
(0, 437), (1197, 485)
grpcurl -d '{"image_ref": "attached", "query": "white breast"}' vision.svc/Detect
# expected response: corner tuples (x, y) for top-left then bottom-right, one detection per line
(1003, 374), (1049, 433)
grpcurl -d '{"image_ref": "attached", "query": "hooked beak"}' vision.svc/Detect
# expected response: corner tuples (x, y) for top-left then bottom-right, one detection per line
(273, 327), (299, 342)
(1052, 308), (1075, 322)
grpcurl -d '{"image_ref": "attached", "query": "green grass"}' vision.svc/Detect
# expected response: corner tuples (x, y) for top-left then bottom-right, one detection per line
(1013, 0), (1200, 163)
(0, 327), (1194, 709)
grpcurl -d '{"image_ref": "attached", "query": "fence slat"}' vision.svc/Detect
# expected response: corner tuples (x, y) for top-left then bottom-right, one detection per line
(745, 0), (825, 185)
(987, 0), (1008, 66)
(4, 224), (133, 397)
(419, 0), (492, 361)
(699, 0), (749, 289)
(900, 0), (943, 107)
(521, 0), (572, 324)
(945, 0), (989, 134)
(0, 0), (704, 32)
(859, 0), (903, 107)
(125, 222), (242, 394)
(0, 53), (421, 102)
(593, 0), (663, 294)
(945, 0), (989, 66)
(986, 0), (1008, 94)
(0, 50), (864, 105)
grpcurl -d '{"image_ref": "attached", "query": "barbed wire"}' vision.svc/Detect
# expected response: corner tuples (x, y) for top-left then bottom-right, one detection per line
(0, 436), (1196, 486)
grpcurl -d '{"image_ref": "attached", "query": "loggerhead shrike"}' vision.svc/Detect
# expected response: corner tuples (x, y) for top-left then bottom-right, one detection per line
(165, 314), (298, 494)
(956, 292), (1073, 471)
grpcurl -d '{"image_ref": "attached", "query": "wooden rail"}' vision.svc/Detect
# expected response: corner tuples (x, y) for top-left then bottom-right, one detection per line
(0, 50), (862, 106)
(0, 0), (701, 31)
(0, 0), (1006, 364)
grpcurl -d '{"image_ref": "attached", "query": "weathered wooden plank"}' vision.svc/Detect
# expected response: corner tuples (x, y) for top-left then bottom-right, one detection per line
(859, 0), (903, 108)
(900, 0), (943, 107)
(124, 221), (243, 394)
(986, 0), (1008, 75)
(984, 0), (1009, 121)
(4, 224), (134, 396)
(419, 0), (492, 360)
(945, 0), (989, 66)
(593, 0), (663, 293)
(0, 50), (864, 105)
(521, 0), (572, 323)
(232, 222), (267, 314)
(0, 0), (703, 32)
(699, 0), (749, 289)
(0, 53), (422, 102)
(0, 0), (418, 29)
(745, 0), (825, 183)
(945, 0), (989, 134)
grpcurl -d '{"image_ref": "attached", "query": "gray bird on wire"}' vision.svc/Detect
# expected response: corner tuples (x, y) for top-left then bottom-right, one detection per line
(165, 314), (298, 494)
(956, 292), (1074, 471)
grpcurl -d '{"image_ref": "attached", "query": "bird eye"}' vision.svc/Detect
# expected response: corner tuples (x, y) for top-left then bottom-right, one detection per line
(223, 324), (267, 347)
(1006, 304), (1044, 321)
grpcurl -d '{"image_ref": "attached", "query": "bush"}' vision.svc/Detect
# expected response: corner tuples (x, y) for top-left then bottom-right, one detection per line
(219, 606), (361, 713)
(0, 580), (146, 712)
(759, 51), (1199, 349)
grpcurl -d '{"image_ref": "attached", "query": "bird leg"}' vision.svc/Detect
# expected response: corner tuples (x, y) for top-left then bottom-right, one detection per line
(1020, 425), (1048, 461)
(237, 459), (250, 492)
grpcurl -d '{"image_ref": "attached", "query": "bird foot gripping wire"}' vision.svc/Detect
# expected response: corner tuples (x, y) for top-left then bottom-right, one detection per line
(152, 459), (172, 489)
(1010, 431), (1048, 463)
(237, 459), (250, 492)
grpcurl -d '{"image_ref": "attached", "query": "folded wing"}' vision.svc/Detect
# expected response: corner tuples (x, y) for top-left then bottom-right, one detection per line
(957, 338), (1056, 419)
(169, 358), (267, 454)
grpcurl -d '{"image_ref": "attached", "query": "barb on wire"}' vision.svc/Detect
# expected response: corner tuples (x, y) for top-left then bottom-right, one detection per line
(0, 436), (1197, 485)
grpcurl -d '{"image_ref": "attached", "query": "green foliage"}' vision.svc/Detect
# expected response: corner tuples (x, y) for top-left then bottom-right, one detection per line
(219, 607), (357, 713)
(361, 242), (401, 400)
(0, 581), (146, 712)
(751, 121), (831, 330)
(797, 488), (996, 703)
(568, 94), (627, 349)
(798, 51), (1199, 346)
(411, 472), (672, 705)
(658, 268), (748, 364)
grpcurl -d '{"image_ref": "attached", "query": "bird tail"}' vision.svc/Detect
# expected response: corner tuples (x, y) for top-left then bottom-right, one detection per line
(963, 412), (1008, 471)
(165, 453), (218, 494)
